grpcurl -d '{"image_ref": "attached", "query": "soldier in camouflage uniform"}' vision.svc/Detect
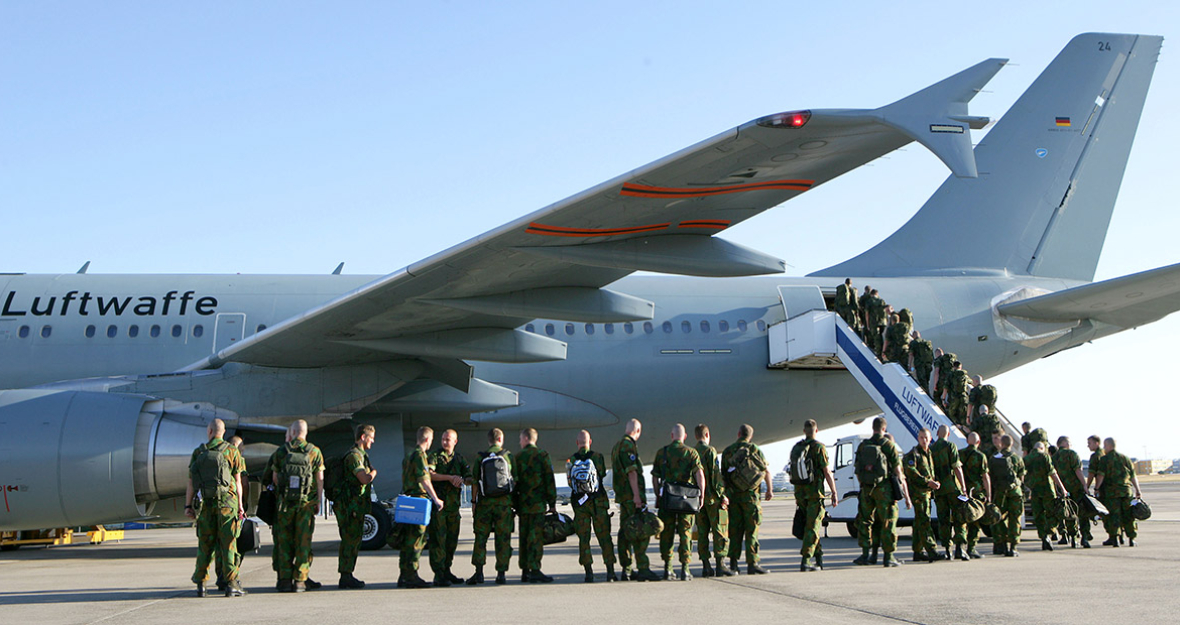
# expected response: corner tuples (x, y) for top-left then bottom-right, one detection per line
(722, 424), (773, 574)
(930, 350), (957, 405)
(336, 424), (376, 589)
(971, 406), (1003, 457)
(513, 428), (557, 583)
(865, 289), (889, 357)
(1052, 436), (1088, 548)
(268, 419), (325, 592)
(988, 435), (1026, 557)
(958, 432), (991, 558)
(186, 418), (246, 597)
(567, 430), (616, 582)
(908, 331), (934, 389)
(941, 361), (971, 429)
(854, 418), (910, 568)
(1093, 437), (1142, 547)
(967, 376), (999, 420)
(395, 426), (444, 589)
(427, 428), (471, 587)
(834, 278), (860, 331)
(1020, 422), (1049, 457)
(1025, 441), (1066, 550)
(612, 419), (660, 582)
(904, 429), (943, 563)
(857, 286), (873, 341)
(930, 425), (969, 560)
(652, 424), (704, 581)
(693, 425), (732, 578)
(467, 428), (514, 585)
(882, 313), (912, 365)
(792, 420), (838, 572)
(1085, 435), (1111, 546)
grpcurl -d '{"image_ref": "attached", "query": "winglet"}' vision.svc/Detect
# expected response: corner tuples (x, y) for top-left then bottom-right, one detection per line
(872, 57), (1008, 178)
(77, 261), (90, 274)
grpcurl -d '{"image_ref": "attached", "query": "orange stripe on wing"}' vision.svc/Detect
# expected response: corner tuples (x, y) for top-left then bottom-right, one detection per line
(525, 222), (671, 237)
(678, 219), (731, 230)
(620, 179), (814, 198)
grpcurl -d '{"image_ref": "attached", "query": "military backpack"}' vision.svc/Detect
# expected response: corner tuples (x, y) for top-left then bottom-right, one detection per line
(278, 443), (317, 505)
(193, 441), (235, 505)
(990, 453), (1017, 490)
(724, 444), (766, 492)
(789, 440), (819, 486)
(479, 451), (513, 498)
(567, 457), (600, 495)
(854, 439), (889, 488)
(323, 452), (347, 503)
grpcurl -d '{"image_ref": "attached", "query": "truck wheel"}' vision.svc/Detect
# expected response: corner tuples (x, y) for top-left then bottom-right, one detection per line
(361, 505), (391, 551)
(846, 521), (859, 539)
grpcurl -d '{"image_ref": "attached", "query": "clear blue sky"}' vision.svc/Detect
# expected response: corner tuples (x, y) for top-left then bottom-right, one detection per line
(3, 2), (1178, 469)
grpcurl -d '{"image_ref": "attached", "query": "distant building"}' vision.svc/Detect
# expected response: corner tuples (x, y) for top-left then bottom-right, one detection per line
(772, 471), (791, 492)
(1134, 459), (1171, 475)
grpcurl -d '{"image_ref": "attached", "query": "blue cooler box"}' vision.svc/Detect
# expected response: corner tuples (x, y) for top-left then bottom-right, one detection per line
(394, 495), (432, 526)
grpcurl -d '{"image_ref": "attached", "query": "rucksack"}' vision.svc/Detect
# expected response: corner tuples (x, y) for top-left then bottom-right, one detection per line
(789, 440), (817, 486)
(324, 453), (347, 503)
(479, 452), (513, 498)
(724, 444), (766, 492)
(991, 453), (1016, 489)
(193, 441), (234, 505)
(854, 439), (889, 488)
(279, 442), (316, 505)
(568, 458), (600, 495)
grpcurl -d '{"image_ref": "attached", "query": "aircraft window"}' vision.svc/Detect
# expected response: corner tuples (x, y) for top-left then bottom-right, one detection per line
(757, 320), (767, 332)
(585, 323), (595, 335)
(662, 321), (673, 334)
(700, 320), (710, 333)
(565, 323), (575, 336)
(604, 323), (614, 335)
(545, 323), (555, 336)
(171, 324), (182, 338)
(150, 325), (161, 338)
(40, 325), (52, 338)
(719, 320), (729, 332)
(18, 325), (29, 338)
(85, 325), (96, 338)
(525, 324), (535, 333)
(256, 324), (267, 333)
(737, 320), (748, 332)
(623, 322), (633, 335)
(107, 325), (118, 338)
(643, 322), (653, 334)
(681, 320), (691, 334)
(128, 325), (139, 338)
(193, 325), (204, 338)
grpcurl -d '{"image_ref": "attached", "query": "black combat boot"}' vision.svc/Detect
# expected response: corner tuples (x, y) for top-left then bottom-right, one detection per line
(584, 564), (595, 583)
(619, 567), (630, 581)
(729, 556), (740, 574)
(1081, 537), (1091, 548)
(662, 562), (672, 581)
(495, 571), (506, 585)
(225, 580), (246, 597)
(954, 545), (968, 561)
(466, 568), (485, 585)
(968, 547), (983, 559)
(701, 559), (714, 578)
(339, 573), (366, 589)
(815, 552), (824, 570)
(195, 582), (206, 598)
(992, 542), (1005, 555)
(853, 548), (871, 566)
(912, 551), (928, 562)
(433, 574), (452, 587)
(406, 575), (431, 589)
(943, 546), (953, 561)
(1041, 538), (1053, 551)
(882, 553), (900, 567)
(869, 547), (879, 565)
(1057, 535), (1069, 545)
(1118, 534), (1125, 545)
(1005, 545), (1019, 557)
(606, 564), (618, 582)
(521, 571), (530, 584)
(276, 579), (294, 593)
(747, 562), (769, 575)
(634, 568), (661, 582)
(215, 577), (227, 592)
(679, 564), (692, 581)
(529, 570), (554, 584)
(447, 570), (464, 585)
(305, 578), (322, 590)
(1128, 538), (1137, 547)
(800, 557), (816, 572)
(714, 558), (734, 577)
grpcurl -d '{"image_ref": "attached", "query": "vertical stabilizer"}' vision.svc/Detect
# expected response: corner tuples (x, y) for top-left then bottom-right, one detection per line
(814, 33), (1162, 281)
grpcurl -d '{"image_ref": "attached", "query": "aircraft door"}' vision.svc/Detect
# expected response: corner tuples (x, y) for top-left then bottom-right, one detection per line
(213, 313), (246, 354)
(776, 285), (826, 321)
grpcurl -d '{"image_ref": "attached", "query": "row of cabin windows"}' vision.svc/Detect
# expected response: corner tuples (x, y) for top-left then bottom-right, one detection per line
(524, 319), (767, 337)
(16, 323), (269, 340)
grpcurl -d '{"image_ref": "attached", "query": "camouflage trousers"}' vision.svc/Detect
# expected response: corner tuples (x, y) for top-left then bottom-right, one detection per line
(933, 492), (966, 546)
(795, 495), (825, 559)
(885, 344), (909, 366)
(335, 496), (368, 574)
(1056, 492), (1083, 541)
(1103, 496), (1138, 540)
(695, 499), (728, 561)
(471, 500), (514, 572)
(274, 501), (316, 582)
(857, 483), (898, 553)
(658, 509), (694, 564)
(573, 496), (615, 566)
(396, 522), (427, 575)
(517, 512), (545, 571)
(913, 364), (932, 392)
(946, 398), (969, 429)
(428, 502), (461, 574)
(193, 505), (240, 584)
(1070, 492), (1094, 541)
(836, 307), (859, 331)
(910, 491), (936, 556)
(616, 501), (651, 571)
(1096, 488), (1117, 536)
(991, 488), (1023, 545)
(727, 491), (762, 565)
(1030, 493), (1058, 540)
(965, 519), (984, 552)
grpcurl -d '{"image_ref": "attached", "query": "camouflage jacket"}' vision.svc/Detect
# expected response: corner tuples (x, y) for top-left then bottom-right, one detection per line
(512, 444), (556, 514)
(958, 445), (990, 499)
(430, 448), (472, 508)
(930, 438), (962, 495)
(402, 447), (432, 497)
(867, 296), (888, 327)
(897, 308), (914, 326)
(342, 444), (372, 501)
(933, 353), (958, 392)
(567, 448), (607, 499)
(946, 369), (971, 398)
(904, 446), (937, 493)
(266, 439), (325, 504)
(652, 440), (702, 488)
(886, 322), (911, 349)
(969, 384), (998, 410)
(189, 437), (246, 508)
(1088, 449), (1105, 494)
(611, 435), (646, 505)
(971, 412), (1002, 438)
(910, 339), (934, 369)
(1095, 450), (1135, 498)
(1021, 428), (1049, 452)
(694, 442), (726, 504)
(1052, 448), (1084, 496)
(791, 438), (829, 500)
(835, 283), (855, 310)
(989, 450), (1025, 492)
(721, 440), (769, 495)
(1024, 449), (1059, 497)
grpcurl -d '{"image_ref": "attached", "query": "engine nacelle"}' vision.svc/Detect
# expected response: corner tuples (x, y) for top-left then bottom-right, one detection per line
(0, 389), (235, 531)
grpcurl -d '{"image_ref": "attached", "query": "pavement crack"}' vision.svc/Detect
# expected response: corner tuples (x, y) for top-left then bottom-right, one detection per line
(712, 577), (931, 625)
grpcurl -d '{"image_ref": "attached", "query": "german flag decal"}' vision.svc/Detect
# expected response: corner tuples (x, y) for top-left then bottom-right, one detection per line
(1055, 117), (1071, 127)
(525, 222), (671, 237)
(620, 179), (813, 198)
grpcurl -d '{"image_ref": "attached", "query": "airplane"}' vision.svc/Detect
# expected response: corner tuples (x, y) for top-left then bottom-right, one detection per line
(1, 33), (1174, 545)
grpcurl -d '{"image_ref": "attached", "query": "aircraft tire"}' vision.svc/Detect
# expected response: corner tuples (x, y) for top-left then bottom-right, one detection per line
(360, 505), (391, 551)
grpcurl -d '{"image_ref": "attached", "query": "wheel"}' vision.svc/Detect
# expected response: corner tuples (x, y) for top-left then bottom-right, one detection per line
(846, 521), (859, 539)
(360, 504), (391, 551)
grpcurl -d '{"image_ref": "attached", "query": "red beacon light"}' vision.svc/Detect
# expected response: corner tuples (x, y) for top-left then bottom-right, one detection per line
(756, 110), (811, 129)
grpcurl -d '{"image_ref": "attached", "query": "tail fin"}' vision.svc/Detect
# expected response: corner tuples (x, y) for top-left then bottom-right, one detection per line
(814, 33), (1162, 281)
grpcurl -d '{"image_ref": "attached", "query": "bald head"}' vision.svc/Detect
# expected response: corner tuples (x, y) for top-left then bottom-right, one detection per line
(291, 419), (308, 440)
(936, 425), (949, 440)
(671, 423), (686, 443)
(207, 418), (226, 440)
(626, 419), (642, 440)
(577, 430), (591, 449)
(967, 432), (980, 446)
(972, 375), (983, 386)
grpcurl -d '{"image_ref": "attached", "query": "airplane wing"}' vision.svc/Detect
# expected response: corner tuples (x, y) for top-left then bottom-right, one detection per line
(998, 262), (1180, 328)
(182, 58), (1006, 376)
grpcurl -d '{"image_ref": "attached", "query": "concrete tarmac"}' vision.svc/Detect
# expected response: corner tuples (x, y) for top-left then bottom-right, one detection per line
(2, 481), (1178, 625)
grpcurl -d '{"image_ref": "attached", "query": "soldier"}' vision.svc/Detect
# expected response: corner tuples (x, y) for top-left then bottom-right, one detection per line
(908, 330), (934, 389)
(186, 418), (246, 597)
(427, 428), (470, 587)
(722, 424), (773, 574)
(1085, 434), (1112, 546)
(835, 278), (860, 330)
(929, 350), (955, 405)
(988, 434), (1026, 557)
(904, 429), (943, 563)
(971, 406), (1003, 457)
(1093, 437), (1142, 547)
(467, 428), (514, 585)
(336, 424), (377, 589)
(790, 420), (838, 572)
(1025, 441), (1067, 550)
(514, 428), (557, 583)
(967, 375), (999, 420)
(566, 430), (617, 583)
(268, 419), (325, 592)
(866, 289), (889, 357)
(1052, 436), (1088, 548)
(612, 419), (660, 582)
(396, 426), (444, 589)
(853, 417), (909, 567)
(651, 424), (704, 581)
(1021, 423), (1049, 456)
(958, 432), (991, 558)
(941, 361), (971, 429)
(930, 425), (968, 560)
(693, 425), (732, 578)
(858, 285), (873, 340)
(881, 312), (912, 365)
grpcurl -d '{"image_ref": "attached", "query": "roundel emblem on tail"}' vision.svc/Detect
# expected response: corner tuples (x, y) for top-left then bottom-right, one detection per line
(1035, 148), (1048, 158)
